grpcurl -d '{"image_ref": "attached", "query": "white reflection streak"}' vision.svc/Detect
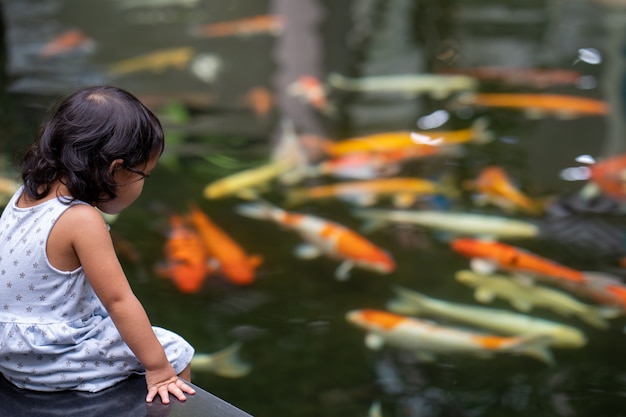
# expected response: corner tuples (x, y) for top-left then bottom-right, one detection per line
(416, 110), (449, 130)
(575, 154), (596, 164)
(410, 132), (443, 146)
(560, 166), (591, 181)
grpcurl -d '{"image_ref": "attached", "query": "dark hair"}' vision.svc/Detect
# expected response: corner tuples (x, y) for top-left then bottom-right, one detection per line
(20, 85), (164, 204)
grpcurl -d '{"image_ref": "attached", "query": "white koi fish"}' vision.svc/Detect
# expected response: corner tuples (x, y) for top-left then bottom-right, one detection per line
(346, 309), (554, 365)
(235, 201), (395, 280)
(387, 285), (586, 348)
(190, 342), (251, 378)
(328, 73), (478, 99)
(455, 270), (621, 329)
(352, 208), (540, 239)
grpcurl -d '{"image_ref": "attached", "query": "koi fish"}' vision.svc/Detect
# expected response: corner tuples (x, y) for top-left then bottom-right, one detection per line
(387, 285), (586, 348)
(242, 87), (274, 119)
(114, 0), (199, 9)
(284, 177), (441, 208)
(235, 201), (395, 280)
(439, 67), (583, 89)
(455, 270), (621, 329)
(190, 341), (251, 378)
(287, 75), (335, 115)
(456, 92), (609, 118)
(464, 166), (545, 215)
(588, 153), (626, 201)
(40, 29), (95, 57)
(193, 15), (284, 38)
(450, 238), (586, 284)
(322, 118), (491, 157)
(203, 121), (308, 199)
(107, 47), (195, 76)
(346, 309), (554, 365)
(328, 73), (478, 99)
(155, 215), (214, 293)
(353, 208), (540, 239)
(188, 205), (262, 286)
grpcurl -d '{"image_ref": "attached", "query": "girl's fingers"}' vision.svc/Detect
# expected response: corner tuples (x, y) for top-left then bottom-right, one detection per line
(146, 379), (195, 403)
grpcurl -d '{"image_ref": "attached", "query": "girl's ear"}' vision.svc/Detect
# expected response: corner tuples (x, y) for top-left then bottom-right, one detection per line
(109, 159), (125, 174)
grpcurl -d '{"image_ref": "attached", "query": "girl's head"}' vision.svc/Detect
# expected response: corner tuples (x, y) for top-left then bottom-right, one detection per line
(20, 85), (164, 207)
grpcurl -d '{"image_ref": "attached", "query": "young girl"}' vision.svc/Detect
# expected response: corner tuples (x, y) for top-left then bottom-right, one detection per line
(0, 85), (196, 404)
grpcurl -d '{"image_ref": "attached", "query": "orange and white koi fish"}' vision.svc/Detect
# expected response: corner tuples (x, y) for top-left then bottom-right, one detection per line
(284, 177), (440, 208)
(235, 201), (395, 280)
(188, 205), (262, 286)
(353, 208), (540, 239)
(346, 309), (554, 365)
(328, 73), (478, 99)
(40, 29), (95, 58)
(457, 92), (609, 118)
(387, 285), (586, 348)
(464, 166), (545, 215)
(287, 75), (335, 115)
(193, 15), (284, 38)
(322, 118), (491, 157)
(108, 47), (195, 76)
(450, 238), (586, 284)
(155, 215), (214, 293)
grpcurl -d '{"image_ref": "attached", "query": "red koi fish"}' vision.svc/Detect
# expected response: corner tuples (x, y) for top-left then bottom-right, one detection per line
(156, 215), (214, 293)
(194, 15), (284, 38)
(458, 93), (609, 118)
(465, 166), (545, 215)
(346, 309), (554, 365)
(287, 75), (335, 115)
(588, 153), (626, 201)
(450, 238), (586, 284)
(188, 205), (263, 286)
(40, 29), (95, 57)
(235, 201), (395, 280)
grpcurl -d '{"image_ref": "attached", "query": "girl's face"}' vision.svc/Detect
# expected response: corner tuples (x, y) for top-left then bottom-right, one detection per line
(96, 155), (159, 215)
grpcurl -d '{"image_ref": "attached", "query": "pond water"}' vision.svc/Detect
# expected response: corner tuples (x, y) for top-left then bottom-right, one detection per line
(2, 1), (626, 416)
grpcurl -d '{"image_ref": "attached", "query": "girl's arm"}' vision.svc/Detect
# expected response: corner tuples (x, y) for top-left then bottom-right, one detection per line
(61, 204), (195, 403)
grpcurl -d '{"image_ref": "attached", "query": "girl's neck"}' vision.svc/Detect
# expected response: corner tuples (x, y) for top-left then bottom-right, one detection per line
(17, 181), (72, 208)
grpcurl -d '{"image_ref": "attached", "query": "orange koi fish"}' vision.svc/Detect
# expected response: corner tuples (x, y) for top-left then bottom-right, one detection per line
(323, 118), (490, 157)
(108, 47), (195, 76)
(287, 75), (335, 115)
(284, 177), (440, 208)
(194, 15), (284, 38)
(40, 29), (95, 57)
(346, 309), (554, 365)
(235, 201), (395, 280)
(588, 153), (626, 201)
(450, 238), (586, 284)
(465, 166), (545, 215)
(156, 215), (214, 293)
(188, 205), (262, 286)
(457, 93), (609, 118)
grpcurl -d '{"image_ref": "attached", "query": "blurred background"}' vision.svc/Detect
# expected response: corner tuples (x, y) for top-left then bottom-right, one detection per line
(2, 1), (626, 416)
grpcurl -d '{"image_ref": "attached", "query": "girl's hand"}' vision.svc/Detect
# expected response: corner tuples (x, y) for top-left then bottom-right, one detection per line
(145, 371), (196, 404)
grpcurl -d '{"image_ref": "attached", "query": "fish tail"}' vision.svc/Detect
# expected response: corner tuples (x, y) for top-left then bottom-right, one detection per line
(470, 117), (494, 144)
(577, 305), (621, 329)
(190, 341), (252, 378)
(386, 285), (425, 315)
(509, 334), (555, 366)
(283, 188), (310, 207)
(235, 200), (280, 221)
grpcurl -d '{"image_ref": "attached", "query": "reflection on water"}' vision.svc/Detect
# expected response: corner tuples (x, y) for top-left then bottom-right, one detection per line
(2, 1), (626, 416)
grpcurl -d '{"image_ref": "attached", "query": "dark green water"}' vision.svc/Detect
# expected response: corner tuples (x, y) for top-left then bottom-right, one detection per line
(2, 1), (626, 416)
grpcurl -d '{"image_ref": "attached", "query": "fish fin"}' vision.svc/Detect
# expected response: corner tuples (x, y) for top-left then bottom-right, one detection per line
(475, 287), (495, 303)
(335, 260), (355, 281)
(345, 194), (378, 207)
(470, 117), (494, 144)
(509, 334), (555, 366)
(576, 306), (615, 330)
(248, 255), (264, 268)
(365, 333), (385, 350)
(368, 401), (383, 417)
(190, 341), (252, 378)
(386, 285), (425, 315)
(578, 182), (600, 200)
(470, 258), (497, 275)
(294, 243), (321, 259)
(510, 299), (533, 312)
(235, 188), (261, 200)
(283, 188), (309, 207)
(511, 273), (536, 287)
(392, 193), (417, 209)
(235, 201), (278, 220)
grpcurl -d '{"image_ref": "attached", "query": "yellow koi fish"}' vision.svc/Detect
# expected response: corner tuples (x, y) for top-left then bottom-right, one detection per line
(284, 177), (440, 208)
(190, 342), (251, 377)
(455, 270), (621, 329)
(108, 47), (195, 76)
(387, 285), (586, 348)
(353, 208), (540, 239)
(346, 309), (554, 365)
